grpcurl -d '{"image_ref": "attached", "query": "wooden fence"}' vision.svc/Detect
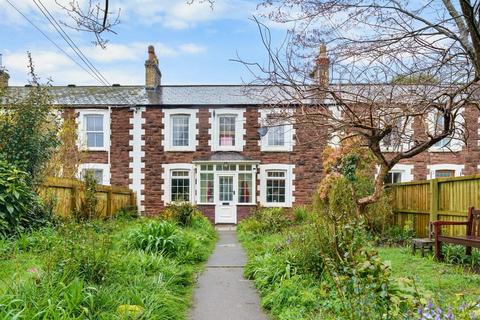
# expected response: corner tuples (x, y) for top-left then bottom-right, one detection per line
(38, 177), (136, 218)
(390, 174), (480, 237)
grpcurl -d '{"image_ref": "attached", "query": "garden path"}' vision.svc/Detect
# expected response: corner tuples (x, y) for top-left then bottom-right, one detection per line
(189, 227), (268, 320)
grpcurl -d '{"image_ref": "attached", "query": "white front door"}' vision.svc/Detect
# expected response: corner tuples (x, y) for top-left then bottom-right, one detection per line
(215, 174), (237, 224)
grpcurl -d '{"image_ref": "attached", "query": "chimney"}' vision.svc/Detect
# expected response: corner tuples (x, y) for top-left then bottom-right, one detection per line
(315, 44), (330, 88)
(0, 54), (9, 88)
(145, 45), (161, 90)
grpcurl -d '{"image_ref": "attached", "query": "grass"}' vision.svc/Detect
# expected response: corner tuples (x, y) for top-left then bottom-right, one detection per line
(0, 215), (217, 319)
(379, 246), (480, 302)
(238, 212), (480, 319)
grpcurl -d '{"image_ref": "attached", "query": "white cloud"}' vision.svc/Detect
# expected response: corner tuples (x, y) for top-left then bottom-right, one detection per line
(179, 43), (206, 54)
(3, 40), (207, 85)
(119, 0), (255, 29)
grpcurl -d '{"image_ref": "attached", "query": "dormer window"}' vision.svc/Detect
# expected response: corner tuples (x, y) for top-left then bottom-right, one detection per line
(210, 108), (245, 151)
(163, 109), (198, 152)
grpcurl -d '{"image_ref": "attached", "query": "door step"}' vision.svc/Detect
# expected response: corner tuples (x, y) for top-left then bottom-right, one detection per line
(215, 224), (237, 231)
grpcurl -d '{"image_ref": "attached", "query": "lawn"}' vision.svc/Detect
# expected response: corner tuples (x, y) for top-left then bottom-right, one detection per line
(0, 215), (216, 319)
(237, 208), (480, 319)
(379, 247), (480, 302)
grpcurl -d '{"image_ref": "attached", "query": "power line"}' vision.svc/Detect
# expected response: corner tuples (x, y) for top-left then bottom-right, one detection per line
(5, 0), (106, 85)
(32, 0), (110, 85)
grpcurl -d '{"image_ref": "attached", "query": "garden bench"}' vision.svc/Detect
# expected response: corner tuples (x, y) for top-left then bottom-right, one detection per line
(433, 207), (480, 261)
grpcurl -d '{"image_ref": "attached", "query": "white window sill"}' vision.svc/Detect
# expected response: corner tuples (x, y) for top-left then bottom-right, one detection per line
(428, 147), (462, 153)
(211, 146), (243, 152)
(238, 203), (256, 206)
(260, 147), (292, 152)
(164, 146), (195, 152)
(84, 147), (108, 152)
(262, 202), (291, 208)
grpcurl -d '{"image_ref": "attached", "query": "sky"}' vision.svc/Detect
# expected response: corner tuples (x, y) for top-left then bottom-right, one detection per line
(0, 0), (288, 86)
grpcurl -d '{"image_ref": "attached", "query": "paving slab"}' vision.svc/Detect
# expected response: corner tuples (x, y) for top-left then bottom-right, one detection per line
(189, 230), (268, 320)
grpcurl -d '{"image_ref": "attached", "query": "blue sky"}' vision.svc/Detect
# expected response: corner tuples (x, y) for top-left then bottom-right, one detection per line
(0, 0), (288, 86)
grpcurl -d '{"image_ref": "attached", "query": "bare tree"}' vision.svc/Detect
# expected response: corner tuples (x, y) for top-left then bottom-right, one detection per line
(240, 1), (480, 213)
(55, 0), (120, 48)
(54, 0), (214, 48)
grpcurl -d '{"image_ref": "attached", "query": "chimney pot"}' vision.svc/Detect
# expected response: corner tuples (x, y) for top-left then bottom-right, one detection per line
(145, 45), (161, 90)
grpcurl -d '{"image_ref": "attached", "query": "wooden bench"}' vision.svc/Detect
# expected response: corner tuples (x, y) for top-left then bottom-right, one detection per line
(433, 207), (480, 261)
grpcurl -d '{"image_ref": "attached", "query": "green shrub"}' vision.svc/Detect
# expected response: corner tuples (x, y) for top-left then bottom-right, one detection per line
(239, 207), (290, 235)
(49, 222), (113, 284)
(0, 160), (50, 237)
(128, 220), (182, 255)
(73, 171), (99, 220)
(292, 206), (309, 224)
(442, 244), (480, 268)
(0, 81), (60, 180)
(162, 203), (200, 227)
(115, 206), (139, 220)
(377, 221), (415, 247)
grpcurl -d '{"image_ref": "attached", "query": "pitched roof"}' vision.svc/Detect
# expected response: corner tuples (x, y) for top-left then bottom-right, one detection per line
(4, 85), (299, 106)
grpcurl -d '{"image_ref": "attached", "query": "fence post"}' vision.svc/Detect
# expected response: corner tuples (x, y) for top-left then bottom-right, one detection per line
(71, 185), (78, 215)
(107, 189), (113, 216)
(429, 178), (439, 222)
(129, 191), (137, 208)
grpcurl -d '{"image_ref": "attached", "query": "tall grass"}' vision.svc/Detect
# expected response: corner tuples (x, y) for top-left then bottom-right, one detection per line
(0, 215), (216, 319)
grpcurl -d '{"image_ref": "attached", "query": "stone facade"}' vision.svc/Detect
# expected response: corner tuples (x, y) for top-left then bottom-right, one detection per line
(68, 102), (480, 223)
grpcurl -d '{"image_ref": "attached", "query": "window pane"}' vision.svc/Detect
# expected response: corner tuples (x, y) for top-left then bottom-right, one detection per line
(219, 115), (236, 146)
(172, 115), (189, 147)
(86, 115), (103, 131)
(82, 169), (103, 184)
(435, 170), (454, 178)
(434, 114), (450, 148)
(86, 132), (104, 148)
(267, 125), (285, 146)
(239, 173), (252, 203)
(219, 176), (234, 202)
(85, 115), (104, 148)
(200, 173), (214, 203)
(266, 170), (286, 203)
(171, 170), (190, 202)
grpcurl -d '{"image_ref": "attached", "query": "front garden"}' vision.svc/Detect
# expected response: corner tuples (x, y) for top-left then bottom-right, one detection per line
(238, 207), (480, 319)
(0, 206), (216, 319)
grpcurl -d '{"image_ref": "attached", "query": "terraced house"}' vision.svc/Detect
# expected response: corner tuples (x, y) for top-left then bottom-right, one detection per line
(2, 45), (480, 223)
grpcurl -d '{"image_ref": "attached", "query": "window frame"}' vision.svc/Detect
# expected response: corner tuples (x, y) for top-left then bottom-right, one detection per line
(77, 109), (110, 152)
(195, 163), (257, 205)
(163, 108), (198, 152)
(427, 109), (464, 153)
(77, 163), (110, 185)
(209, 108), (246, 152)
(259, 164), (294, 207)
(259, 109), (295, 152)
(427, 164), (464, 179)
(162, 163), (195, 204)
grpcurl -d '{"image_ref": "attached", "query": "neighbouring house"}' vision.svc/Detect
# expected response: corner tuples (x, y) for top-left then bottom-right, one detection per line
(1, 45), (480, 223)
